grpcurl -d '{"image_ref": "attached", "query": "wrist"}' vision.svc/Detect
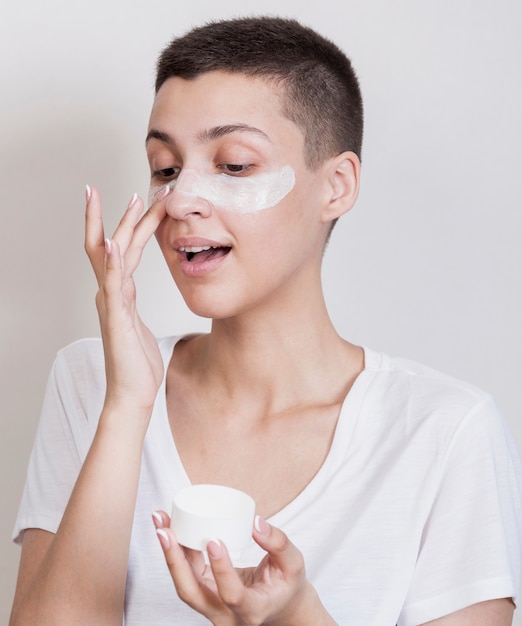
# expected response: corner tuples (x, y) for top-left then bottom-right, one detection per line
(99, 401), (154, 439)
(103, 386), (158, 415)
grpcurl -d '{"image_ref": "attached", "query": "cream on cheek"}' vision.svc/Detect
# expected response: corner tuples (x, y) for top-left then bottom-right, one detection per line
(148, 166), (296, 214)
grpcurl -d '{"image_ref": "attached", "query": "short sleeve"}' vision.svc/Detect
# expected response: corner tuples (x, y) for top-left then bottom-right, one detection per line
(398, 397), (522, 625)
(12, 340), (104, 544)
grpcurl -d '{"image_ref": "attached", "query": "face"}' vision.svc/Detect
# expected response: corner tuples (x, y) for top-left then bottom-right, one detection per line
(147, 71), (333, 319)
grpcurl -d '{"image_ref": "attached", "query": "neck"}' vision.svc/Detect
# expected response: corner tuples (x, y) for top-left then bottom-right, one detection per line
(175, 283), (363, 416)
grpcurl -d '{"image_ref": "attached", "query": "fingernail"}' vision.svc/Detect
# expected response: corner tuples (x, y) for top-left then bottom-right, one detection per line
(254, 515), (270, 535)
(156, 528), (170, 550)
(152, 511), (163, 528)
(105, 238), (112, 255)
(207, 539), (222, 559)
(128, 192), (138, 209)
(85, 184), (92, 202)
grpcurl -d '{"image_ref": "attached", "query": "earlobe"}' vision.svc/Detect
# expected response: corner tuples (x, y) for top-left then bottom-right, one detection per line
(321, 151), (360, 223)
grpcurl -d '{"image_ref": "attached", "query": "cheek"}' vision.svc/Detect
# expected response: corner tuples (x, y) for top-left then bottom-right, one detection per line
(148, 167), (296, 214)
(218, 166), (296, 214)
(148, 185), (163, 207)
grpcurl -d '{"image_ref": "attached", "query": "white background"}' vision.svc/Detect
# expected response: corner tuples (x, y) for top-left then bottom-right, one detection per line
(1, 0), (521, 623)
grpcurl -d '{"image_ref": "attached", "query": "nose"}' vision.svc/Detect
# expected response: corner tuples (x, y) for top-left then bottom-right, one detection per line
(164, 169), (213, 220)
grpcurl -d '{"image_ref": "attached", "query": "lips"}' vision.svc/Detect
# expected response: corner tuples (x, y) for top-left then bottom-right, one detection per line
(179, 245), (231, 263)
(173, 238), (232, 276)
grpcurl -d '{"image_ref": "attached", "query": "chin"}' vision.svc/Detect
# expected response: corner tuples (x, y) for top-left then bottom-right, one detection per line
(173, 274), (260, 321)
(181, 293), (240, 321)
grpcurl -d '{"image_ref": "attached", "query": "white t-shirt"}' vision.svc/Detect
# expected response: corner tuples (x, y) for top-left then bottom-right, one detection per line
(13, 336), (522, 625)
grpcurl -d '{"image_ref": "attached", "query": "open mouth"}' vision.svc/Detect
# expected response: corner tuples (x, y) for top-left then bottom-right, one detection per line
(179, 245), (232, 263)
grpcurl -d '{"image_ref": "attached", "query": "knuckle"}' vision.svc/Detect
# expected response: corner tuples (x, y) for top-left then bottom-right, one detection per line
(95, 289), (104, 308)
(101, 281), (112, 297)
(84, 243), (97, 262)
(221, 589), (244, 608)
(272, 530), (290, 553)
(287, 555), (305, 577)
(288, 548), (305, 574)
(173, 578), (194, 604)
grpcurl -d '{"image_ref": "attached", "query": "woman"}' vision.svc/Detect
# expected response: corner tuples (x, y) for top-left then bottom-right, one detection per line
(10, 17), (521, 626)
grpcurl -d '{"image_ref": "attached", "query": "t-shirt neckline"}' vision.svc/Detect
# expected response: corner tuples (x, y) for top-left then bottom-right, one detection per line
(154, 335), (379, 523)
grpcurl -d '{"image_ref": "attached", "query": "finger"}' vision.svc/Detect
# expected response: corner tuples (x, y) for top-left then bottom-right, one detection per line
(122, 186), (171, 275)
(152, 510), (170, 529)
(253, 517), (305, 577)
(110, 192), (145, 258)
(207, 540), (248, 608)
(183, 546), (209, 578)
(156, 527), (217, 611)
(151, 511), (207, 575)
(101, 238), (126, 316)
(84, 185), (106, 285)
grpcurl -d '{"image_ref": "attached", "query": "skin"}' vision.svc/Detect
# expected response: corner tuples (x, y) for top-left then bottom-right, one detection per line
(9, 71), (515, 625)
(148, 165), (297, 214)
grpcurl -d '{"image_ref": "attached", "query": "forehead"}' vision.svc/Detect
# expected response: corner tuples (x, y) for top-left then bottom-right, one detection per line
(148, 71), (302, 145)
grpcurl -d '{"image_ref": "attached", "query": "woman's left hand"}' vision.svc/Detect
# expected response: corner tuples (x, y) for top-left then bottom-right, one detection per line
(152, 511), (336, 626)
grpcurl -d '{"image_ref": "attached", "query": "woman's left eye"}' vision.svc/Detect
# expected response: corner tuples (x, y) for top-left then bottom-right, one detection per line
(219, 164), (252, 175)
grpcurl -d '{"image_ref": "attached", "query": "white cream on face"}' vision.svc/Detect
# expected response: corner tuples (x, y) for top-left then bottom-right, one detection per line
(149, 165), (296, 214)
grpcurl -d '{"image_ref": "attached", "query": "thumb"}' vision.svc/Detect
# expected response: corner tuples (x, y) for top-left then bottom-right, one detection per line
(253, 516), (305, 575)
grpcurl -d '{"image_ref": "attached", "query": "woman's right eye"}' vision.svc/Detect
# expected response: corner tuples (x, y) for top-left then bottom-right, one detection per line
(153, 167), (180, 180)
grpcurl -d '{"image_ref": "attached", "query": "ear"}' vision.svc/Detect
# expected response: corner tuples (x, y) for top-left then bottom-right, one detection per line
(320, 151), (360, 223)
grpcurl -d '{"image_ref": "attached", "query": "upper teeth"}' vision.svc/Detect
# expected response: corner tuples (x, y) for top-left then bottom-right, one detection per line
(179, 246), (213, 253)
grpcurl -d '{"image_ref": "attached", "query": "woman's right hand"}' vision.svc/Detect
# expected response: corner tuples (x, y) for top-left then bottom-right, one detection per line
(84, 184), (172, 420)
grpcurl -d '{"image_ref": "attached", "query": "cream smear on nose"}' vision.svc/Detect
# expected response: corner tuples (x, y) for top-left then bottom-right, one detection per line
(149, 165), (295, 214)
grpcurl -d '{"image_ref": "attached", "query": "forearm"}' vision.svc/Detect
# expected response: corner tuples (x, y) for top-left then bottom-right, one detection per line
(11, 405), (149, 625)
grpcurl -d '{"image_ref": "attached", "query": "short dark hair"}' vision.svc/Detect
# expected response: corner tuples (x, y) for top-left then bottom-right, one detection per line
(155, 16), (363, 168)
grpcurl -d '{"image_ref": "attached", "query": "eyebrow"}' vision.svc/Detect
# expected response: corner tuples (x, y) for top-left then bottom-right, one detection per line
(145, 124), (272, 146)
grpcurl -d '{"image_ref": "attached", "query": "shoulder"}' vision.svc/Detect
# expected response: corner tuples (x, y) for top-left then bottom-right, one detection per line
(55, 337), (104, 367)
(364, 347), (491, 410)
(48, 338), (106, 397)
(360, 347), (509, 451)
